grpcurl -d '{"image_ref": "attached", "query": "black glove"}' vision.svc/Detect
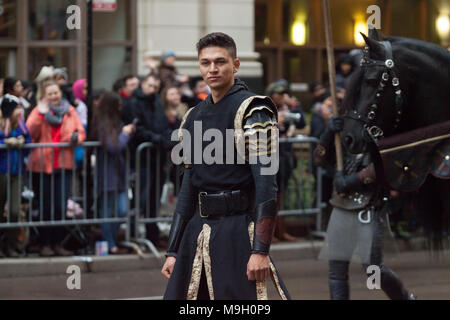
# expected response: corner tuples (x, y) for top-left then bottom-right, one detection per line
(329, 115), (344, 133)
(70, 130), (79, 145)
(319, 116), (344, 147)
(334, 171), (363, 194)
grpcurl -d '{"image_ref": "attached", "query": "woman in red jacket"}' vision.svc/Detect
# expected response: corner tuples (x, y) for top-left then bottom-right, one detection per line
(26, 81), (86, 257)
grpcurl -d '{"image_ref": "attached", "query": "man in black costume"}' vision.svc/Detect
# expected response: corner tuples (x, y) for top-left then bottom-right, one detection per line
(314, 115), (414, 300)
(161, 32), (290, 300)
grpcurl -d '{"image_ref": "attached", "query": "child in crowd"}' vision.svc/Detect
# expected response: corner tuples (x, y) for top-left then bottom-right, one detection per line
(0, 94), (31, 257)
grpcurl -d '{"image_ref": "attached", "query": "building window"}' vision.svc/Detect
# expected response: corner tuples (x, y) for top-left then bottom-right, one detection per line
(28, 0), (77, 40)
(0, 48), (16, 76)
(0, 0), (17, 39)
(0, 0), (136, 91)
(28, 47), (77, 81)
(93, 0), (131, 41)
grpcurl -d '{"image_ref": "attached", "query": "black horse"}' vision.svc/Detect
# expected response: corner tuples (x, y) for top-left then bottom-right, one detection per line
(341, 28), (450, 244)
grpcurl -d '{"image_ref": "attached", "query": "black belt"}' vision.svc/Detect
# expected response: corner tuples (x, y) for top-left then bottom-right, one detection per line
(198, 189), (253, 218)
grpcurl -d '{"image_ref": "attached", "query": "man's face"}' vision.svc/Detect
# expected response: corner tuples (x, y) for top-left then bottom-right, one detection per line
(340, 62), (352, 75)
(124, 77), (139, 95)
(271, 92), (284, 108)
(141, 77), (158, 95)
(13, 81), (23, 97)
(198, 46), (239, 92)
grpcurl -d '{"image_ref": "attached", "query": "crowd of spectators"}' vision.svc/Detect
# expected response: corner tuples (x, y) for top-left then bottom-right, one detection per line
(0, 49), (411, 258)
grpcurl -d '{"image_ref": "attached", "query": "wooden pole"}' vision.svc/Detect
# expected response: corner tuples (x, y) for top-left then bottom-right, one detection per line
(322, 0), (344, 171)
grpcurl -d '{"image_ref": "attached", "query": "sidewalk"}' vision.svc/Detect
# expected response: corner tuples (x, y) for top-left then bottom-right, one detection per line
(0, 237), (434, 279)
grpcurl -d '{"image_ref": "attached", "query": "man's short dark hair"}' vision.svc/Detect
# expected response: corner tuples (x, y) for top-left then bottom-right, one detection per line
(142, 73), (158, 83)
(123, 75), (137, 84)
(112, 78), (125, 93)
(196, 32), (237, 59)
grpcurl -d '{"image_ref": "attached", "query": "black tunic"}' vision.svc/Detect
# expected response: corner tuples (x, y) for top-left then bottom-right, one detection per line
(164, 79), (291, 300)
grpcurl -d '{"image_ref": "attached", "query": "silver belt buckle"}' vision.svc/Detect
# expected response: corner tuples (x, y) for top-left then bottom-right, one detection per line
(198, 192), (209, 218)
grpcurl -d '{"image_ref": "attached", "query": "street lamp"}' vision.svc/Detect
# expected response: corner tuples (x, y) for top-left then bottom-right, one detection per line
(354, 20), (368, 46)
(292, 21), (306, 46)
(436, 14), (450, 45)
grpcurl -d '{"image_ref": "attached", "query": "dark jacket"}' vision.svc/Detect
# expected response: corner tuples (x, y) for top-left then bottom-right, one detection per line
(96, 131), (130, 193)
(310, 112), (335, 179)
(126, 87), (173, 168)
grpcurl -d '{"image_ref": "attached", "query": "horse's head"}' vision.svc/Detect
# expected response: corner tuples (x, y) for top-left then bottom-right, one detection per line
(342, 28), (404, 154)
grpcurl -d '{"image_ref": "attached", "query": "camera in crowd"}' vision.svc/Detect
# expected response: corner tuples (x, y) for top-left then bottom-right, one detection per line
(284, 112), (302, 123)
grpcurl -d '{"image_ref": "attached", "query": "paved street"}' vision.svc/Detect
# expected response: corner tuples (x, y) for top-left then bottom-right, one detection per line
(0, 250), (449, 300)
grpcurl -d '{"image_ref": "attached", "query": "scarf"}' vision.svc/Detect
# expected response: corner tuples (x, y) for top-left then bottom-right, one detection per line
(45, 100), (70, 127)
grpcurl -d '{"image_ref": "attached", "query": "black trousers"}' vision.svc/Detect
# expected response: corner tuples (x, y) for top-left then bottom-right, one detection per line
(32, 171), (71, 246)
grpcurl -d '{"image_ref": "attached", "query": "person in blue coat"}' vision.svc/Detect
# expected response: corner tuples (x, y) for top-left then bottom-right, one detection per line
(0, 94), (31, 257)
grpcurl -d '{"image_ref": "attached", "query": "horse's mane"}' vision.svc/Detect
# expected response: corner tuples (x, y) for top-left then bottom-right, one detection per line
(387, 36), (450, 81)
(386, 36), (450, 65)
(342, 36), (450, 114)
(341, 68), (363, 114)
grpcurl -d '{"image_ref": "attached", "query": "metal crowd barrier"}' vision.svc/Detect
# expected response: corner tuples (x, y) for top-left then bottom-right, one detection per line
(0, 142), (140, 254)
(132, 136), (327, 256)
(279, 136), (327, 238)
(0, 137), (326, 258)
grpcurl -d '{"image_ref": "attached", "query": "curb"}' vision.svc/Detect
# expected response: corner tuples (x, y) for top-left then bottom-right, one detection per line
(0, 237), (433, 279)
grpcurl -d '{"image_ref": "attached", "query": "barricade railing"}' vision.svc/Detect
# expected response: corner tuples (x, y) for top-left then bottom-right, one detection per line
(133, 136), (327, 257)
(0, 142), (139, 255)
(279, 136), (327, 237)
(0, 137), (326, 258)
(133, 142), (173, 258)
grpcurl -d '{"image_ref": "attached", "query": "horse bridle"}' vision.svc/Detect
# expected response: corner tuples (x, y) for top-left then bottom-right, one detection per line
(345, 40), (404, 143)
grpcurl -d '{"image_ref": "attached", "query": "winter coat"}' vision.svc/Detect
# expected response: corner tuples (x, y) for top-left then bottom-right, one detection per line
(126, 87), (173, 168)
(0, 121), (31, 175)
(96, 131), (130, 193)
(26, 105), (86, 174)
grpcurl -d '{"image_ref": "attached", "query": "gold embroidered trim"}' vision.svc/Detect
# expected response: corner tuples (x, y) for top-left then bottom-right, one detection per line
(234, 96), (277, 161)
(244, 127), (274, 136)
(248, 222), (268, 300)
(246, 144), (272, 151)
(187, 227), (204, 300)
(186, 224), (214, 300)
(245, 139), (277, 148)
(243, 120), (277, 130)
(269, 261), (287, 300)
(178, 107), (196, 142)
(243, 106), (274, 120)
(249, 149), (276, 157)
(245, 136), (273, 145)
(248, 222), (288, 300)
(202, 224), (214, 300)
